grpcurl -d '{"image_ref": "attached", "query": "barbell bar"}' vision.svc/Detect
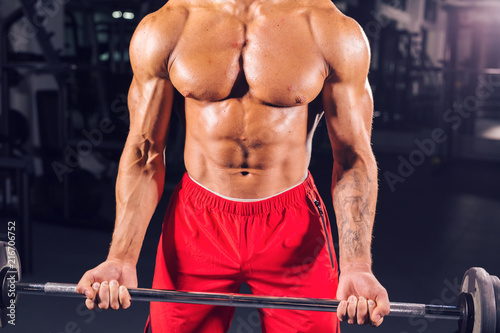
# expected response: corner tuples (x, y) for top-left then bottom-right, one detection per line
(1, 242), (498, 332)
(14, 281), (464, 319)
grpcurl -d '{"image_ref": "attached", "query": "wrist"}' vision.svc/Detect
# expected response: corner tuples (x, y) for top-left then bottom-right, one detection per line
(107, 234), (143, 265)
(106, 251), (139, 266)
(339, 259), (372, 273)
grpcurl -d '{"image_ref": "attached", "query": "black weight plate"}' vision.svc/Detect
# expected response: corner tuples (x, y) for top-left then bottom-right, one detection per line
(462, 267), (496, 333)
(459, 292), (475, 333)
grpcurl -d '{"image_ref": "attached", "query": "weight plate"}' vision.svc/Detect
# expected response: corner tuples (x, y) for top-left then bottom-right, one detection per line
(462, 267), (496, 333)
(458, 292), (474, 333)
(490, 275), (500, 333)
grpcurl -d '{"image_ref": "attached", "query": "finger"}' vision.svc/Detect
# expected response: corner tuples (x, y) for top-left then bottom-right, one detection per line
(368, 299), (382, 327)
(109, 280), (120, 310)
(347, 296), (357, 324)
(337, 300), (348, 322)
(357, 297), (368, 325)
(119, 286), (132, 309)
(92, 282), (100, 300)
(85, 282), (100, 310)
(98, 281), (110, 309)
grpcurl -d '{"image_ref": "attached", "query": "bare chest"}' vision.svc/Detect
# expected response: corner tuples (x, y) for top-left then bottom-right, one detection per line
(168, 8), (328, 106)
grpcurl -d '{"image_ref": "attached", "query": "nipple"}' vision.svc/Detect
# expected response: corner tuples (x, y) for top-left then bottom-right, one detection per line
(295, 96), (306, 104)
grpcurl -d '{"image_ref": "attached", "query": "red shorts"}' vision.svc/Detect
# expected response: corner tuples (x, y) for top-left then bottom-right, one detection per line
(147, 172), (340, 333)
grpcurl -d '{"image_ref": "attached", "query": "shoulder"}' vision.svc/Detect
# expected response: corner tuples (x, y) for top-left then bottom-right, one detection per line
(129, 2), (189, 77)
(308, 3), (370, 80)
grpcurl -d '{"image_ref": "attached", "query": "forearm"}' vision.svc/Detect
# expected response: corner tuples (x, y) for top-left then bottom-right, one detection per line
(107, 141), (166, 265)
(332, 152), (377, 271)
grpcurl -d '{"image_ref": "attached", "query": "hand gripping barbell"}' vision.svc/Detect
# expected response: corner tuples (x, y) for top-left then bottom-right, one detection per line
(0, 241), (498, 332)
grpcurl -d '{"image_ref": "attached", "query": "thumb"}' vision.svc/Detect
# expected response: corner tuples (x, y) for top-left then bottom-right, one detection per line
(371, 298), (390, 326)
(77, 272), (96, 299)
(335, 281), (350, 301)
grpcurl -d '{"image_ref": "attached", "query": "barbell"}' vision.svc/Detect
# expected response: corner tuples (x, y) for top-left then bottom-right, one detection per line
(0, 241), (498, 332)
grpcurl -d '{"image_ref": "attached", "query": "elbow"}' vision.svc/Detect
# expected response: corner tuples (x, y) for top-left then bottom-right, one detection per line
(138, 140), (165, 169)
(331, 148), (378, 192)
(332, 145), (376, 174)
(124, 137), (165, 171)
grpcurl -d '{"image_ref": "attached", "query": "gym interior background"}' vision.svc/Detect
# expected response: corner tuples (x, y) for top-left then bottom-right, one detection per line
(1, 0), (499, 332)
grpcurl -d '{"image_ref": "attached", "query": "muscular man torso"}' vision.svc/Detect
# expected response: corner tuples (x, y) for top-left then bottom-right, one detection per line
(79, 1), (390, 324)
(134, 0), (350, 199)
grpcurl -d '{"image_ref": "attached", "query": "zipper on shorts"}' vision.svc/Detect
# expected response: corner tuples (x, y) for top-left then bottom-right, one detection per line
(313, 199), (335, 268)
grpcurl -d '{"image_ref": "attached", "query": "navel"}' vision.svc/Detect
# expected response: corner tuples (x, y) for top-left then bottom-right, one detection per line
(231, 37), (245, 49)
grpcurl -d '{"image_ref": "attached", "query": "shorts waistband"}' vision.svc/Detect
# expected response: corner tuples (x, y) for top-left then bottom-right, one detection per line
(179, 171), (318, 216)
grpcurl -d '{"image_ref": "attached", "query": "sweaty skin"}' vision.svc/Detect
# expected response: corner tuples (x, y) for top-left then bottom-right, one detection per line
(77, 0), (390, 327)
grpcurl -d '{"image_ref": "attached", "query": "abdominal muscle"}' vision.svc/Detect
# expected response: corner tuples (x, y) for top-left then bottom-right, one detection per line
(183, 96), (317, 199)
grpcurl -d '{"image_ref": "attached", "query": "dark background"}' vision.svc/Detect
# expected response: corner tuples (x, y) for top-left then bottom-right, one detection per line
(1, 0), (499, 332)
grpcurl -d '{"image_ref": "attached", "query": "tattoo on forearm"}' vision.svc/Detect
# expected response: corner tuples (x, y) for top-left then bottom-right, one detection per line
(340, 229), (365, 258)
(343, 196), (369, 223)
(351, 170), (362, 191)
(333, 168), (375, 259)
